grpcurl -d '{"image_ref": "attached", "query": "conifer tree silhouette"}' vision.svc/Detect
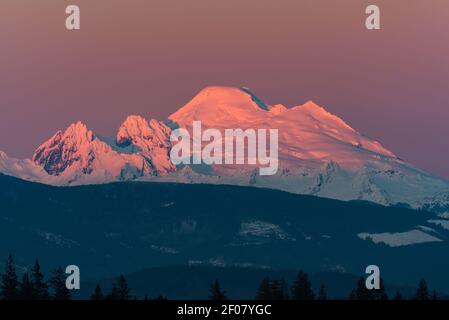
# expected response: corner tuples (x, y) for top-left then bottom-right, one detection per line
(349, 276), (373, 300)
(317, 284), (327, 300)
(415, 278), (429, 300)
(31, 259), (49, 300)
(349, 276), (389, 300)
(270, 278), (289, 300)
(255, 277), (272, 300)
(50, 267), (71, 300)
(108, 275), (131, 300)
(291, 270), (315, 300)
(90, 283), (104, 300)
(208, 279), (227, 300)
(0, 254), (19, 300)
(19, 273), (34, 300)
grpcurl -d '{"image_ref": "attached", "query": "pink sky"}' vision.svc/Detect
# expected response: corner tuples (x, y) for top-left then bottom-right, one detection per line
(1, 0), (449, 178)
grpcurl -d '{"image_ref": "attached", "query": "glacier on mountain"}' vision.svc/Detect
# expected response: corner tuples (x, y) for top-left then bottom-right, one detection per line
(0, 86), (448, 213)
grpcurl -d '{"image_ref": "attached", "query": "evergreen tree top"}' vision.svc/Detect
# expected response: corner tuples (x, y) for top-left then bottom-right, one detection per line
(209, 279), (227, 301)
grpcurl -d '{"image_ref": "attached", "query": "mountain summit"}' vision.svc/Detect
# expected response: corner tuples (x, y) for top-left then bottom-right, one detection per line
(1, 86), (448, 212)
(116, 115), (175, 174)
(169, 86), (268, 126)
(170, 86), (395, 169)
(32, 121), (95, 175)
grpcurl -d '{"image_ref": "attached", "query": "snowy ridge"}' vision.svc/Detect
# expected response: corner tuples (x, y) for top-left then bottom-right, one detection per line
(357, 230), (442, 247)
(0, 151), (46, 183)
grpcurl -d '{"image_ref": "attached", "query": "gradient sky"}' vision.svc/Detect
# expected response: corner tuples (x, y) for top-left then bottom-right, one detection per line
(1, 0), (448, 178)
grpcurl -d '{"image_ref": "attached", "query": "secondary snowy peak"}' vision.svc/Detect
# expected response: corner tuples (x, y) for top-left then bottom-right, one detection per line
(117, 115), (150, 145)
(294, 100), (356, 132)
(117, 115), (171, 148)
(116, 115), (175, 174)
(32, 121), (96, 176)
(33, 121), (136, 183)
(284, 100), (396, 159)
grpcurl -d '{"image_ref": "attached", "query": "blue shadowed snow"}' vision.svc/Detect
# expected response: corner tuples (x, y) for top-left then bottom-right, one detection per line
(240, 87), (269, 110)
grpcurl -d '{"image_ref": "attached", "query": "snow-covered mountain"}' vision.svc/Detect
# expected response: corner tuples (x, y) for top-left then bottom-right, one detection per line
(1, 117), (174, 185)
(169, 86), (396, 168)
(1, 86), (448, 212)
(164, 86), (449, 212)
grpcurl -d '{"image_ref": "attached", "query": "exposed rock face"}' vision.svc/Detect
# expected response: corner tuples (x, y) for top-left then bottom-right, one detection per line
(116, 115), (175, 175)
(32, 121), (96, 176)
